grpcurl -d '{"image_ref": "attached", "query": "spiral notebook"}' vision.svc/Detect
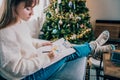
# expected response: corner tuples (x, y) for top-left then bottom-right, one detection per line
(38, 38), (75, 68)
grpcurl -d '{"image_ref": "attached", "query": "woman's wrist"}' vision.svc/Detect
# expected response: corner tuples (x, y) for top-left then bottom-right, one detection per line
(42, 43), (45, 46)
(36, 43), (43, 48)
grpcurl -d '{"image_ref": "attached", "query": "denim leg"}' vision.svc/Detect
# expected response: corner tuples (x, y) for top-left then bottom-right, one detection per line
(73, 42), (91, 57)
(65, 42), (91, 62)
(22, 58), (66, 80)
(22, 43), (91, 80)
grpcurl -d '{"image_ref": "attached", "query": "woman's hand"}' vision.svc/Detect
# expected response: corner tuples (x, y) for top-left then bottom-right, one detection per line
(47, 51), (56, 60)
(36, 41), (52, 48)
(42, 42), (52, 46)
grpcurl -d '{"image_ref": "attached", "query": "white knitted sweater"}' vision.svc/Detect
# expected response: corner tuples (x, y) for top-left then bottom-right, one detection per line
(0, 21), (51, 80)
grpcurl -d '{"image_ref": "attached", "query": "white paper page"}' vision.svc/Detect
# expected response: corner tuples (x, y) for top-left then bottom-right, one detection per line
(37, 38), (76, 68)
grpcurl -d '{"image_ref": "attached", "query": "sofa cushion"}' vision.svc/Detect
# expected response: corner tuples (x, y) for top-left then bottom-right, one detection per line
(48, 57), (87, 80)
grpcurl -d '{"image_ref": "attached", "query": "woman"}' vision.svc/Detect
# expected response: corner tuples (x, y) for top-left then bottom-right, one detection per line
(0, 0), (115, 80)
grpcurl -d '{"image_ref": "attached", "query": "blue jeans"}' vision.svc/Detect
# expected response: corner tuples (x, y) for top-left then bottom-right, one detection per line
(22, 43), (91, 80)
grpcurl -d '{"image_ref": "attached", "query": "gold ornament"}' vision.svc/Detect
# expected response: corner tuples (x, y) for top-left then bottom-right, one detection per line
(80, 24), (84, 28)
(69, 13), (74, 19)
(79, 34), (83, 38)
(67, 24), (70, 27)
(65, 37), (69, 40)
(76, 16), (81, 21)
(55, 8), (59, 14)
(72, 34), (77, 39)
(59, 19), (63, 25)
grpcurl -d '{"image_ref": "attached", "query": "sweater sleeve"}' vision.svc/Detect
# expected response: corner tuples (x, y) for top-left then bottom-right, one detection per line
(26, 15), (45, 38)
(0, 30), (50, 77)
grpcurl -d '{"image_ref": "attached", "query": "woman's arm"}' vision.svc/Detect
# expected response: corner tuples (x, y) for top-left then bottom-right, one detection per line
(0, 31), (53, 78)
(32, 38), (52, 48)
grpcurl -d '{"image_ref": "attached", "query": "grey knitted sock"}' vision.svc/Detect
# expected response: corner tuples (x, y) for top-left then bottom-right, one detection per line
(89, 30), (110, 53)
(89, 41), (97, 52)
(93, 44), (116, 58)
(95, 30), (109, 46)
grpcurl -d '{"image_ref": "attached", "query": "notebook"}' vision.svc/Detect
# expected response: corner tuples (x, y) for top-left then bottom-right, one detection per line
(37, 38), (75, 68)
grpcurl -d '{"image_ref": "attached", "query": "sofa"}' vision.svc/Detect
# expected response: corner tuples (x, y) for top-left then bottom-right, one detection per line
(48, 57), (87, 80)
(0, 57), (87, 80)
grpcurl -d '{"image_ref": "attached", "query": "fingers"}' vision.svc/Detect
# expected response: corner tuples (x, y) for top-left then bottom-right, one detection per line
(47, 51), (55, 60)
(42, 42), (52, 46)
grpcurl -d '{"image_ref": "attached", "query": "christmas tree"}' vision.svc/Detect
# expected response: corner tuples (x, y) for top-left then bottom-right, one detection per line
(40, 0), (94, 44)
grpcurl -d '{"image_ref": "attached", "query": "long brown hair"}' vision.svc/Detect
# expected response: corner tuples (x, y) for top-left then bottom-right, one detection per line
(0, 0), (39, 29)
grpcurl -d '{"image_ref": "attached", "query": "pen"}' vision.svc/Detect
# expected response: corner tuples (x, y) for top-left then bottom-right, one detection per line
(42, 51), (51, 53)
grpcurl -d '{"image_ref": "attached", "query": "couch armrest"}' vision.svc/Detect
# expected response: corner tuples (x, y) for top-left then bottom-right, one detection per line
(48, 57), (87, 80)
